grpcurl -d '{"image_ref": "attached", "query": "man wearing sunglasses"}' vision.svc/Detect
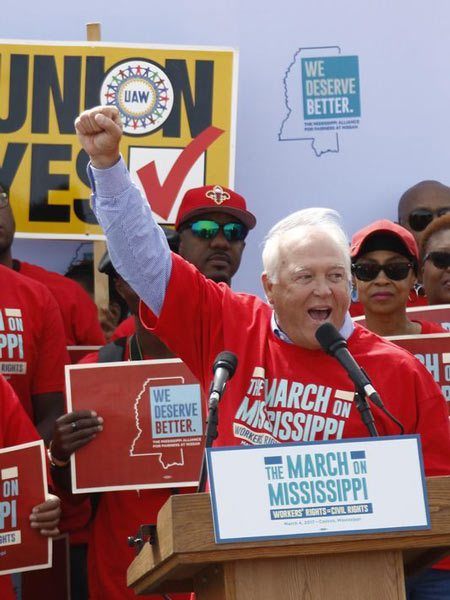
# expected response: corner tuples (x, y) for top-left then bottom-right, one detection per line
(175, 184), (255, 287)
(398, 179), (450, 246)
(107, 173), (254, 343)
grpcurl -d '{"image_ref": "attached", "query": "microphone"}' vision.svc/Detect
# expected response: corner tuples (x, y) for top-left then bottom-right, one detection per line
(197, 351), (238, 493)
(315, 323), (384, 409)
(209, 351), (238, 407)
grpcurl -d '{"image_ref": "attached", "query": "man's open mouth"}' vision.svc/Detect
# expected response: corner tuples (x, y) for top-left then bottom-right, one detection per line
(308, 308), (331, 321)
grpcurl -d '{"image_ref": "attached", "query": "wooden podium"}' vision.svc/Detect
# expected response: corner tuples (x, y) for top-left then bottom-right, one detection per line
(128, 476), (450, 599)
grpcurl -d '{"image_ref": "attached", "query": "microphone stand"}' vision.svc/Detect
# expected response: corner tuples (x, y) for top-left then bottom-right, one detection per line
(354, 385), (379, 437)
(197, 391), (221, 493)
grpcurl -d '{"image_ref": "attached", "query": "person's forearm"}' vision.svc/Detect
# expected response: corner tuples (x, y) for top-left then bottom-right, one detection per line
(32, 392), (65, 446)
(89, 157), (171, 316)
(50, 464), (72, 492)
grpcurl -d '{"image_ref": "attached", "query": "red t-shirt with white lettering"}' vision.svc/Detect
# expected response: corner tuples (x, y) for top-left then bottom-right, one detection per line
(0, 375), (40, 447)
(140, 254), (450, 478)
(0, 265), (68, 417)
(0, 375), (41, 599)
(0, 376), (91, 596)
(16, 261), (106, 346)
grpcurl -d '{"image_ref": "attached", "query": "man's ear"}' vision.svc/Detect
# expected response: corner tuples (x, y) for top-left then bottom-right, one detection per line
(261, 272), (274, 305)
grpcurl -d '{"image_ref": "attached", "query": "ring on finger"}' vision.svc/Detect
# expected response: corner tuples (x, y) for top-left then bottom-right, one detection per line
(71, 422), (77, 431)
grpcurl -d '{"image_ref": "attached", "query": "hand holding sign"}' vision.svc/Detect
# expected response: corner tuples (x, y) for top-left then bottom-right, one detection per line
(52, 410), (104, 463)
(66, 359), (205, 492)
(0, 440), (56, 575)
(75, 106), (123, 169)
(29, 494), (61, 537)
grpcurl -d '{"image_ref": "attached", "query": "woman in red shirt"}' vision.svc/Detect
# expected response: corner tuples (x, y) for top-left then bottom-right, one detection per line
(350, 220), (445, 336)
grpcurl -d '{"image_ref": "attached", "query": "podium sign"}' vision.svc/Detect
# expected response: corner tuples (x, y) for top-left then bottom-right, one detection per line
(207, 436), (429, 543)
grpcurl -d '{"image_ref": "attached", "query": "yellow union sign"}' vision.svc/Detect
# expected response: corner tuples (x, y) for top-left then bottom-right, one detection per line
(0, 41), (237, 239)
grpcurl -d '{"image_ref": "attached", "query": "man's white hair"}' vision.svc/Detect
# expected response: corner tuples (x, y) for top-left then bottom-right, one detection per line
(262, 207), (351, 283)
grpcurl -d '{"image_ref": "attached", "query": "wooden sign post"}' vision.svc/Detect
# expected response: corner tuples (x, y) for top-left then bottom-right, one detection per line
(86, 22), (109, 317)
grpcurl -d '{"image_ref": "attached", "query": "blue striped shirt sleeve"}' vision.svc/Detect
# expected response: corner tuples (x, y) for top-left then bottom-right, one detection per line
(88, 157), (171, 317)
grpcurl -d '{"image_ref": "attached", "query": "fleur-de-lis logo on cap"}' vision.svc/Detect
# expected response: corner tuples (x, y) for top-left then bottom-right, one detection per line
(206, 185), (231, 206)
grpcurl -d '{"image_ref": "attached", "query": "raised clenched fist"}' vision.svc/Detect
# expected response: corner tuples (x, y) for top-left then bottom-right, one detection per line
(75, 106), (123, 169)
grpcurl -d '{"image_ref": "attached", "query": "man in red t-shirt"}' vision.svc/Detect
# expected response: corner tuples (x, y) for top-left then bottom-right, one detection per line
(75, 105), (450, 599)
(110, 182), (254, 340)
(0, 375), (62, 600)
(0, 264), (68, 444)
(0, 184), (105, 346)
(50, 194), (255, 599)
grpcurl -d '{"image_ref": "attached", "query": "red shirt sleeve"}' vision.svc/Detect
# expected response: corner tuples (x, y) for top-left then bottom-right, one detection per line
(139, 253), (230, 389)
(71, 284), (107, 346)
(31, 289), (70, 396)
(18, 261), (106, 346)
(0, 375), (40, 448)
(77, 351), (101, 364)
(110, 315), (135, 341)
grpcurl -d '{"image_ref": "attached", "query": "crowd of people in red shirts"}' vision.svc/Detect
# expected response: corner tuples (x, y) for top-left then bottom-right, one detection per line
(2, 124), (450, 600)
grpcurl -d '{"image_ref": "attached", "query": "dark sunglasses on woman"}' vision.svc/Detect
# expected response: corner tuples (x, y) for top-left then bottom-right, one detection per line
(186, 219), (248, 241)
(407, 207), (450, 232)
(424, 251), (450, 270)
(352, 262), (414, 282)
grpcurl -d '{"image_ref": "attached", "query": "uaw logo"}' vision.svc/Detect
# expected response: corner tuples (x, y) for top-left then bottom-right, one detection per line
(206, 185), (230, 205)
(100, 59), (174, 136)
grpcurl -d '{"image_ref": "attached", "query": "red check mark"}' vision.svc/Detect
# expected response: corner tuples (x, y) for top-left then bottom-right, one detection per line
(136, 125), (224, 220)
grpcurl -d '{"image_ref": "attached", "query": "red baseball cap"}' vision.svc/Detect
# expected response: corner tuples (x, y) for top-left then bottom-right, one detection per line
(175, 185), (256, 230)
(350, 219), (419, 260)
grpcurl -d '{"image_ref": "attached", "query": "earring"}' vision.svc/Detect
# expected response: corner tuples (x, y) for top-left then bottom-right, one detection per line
(414, 282), (425, 297)
(351, 285), (359, 303)
(408, 287), (418, 303)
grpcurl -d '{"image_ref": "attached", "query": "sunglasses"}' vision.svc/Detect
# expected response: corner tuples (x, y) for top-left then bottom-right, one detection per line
(407, 208), (450, 232)
(424, 251), (450, 269)
(352, 262), (414, 282)
(188, 220), (248, 241)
